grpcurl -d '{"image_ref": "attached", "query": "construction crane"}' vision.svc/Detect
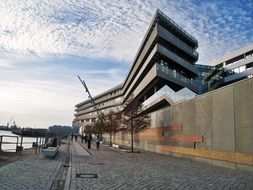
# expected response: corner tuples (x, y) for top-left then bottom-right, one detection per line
(7, 116), (13, 128)
(78, 75), (103, 120)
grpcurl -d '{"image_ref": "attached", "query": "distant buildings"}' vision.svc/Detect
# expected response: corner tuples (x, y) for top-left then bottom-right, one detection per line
(12, 128), (48, 137)
(205, 44), (253, 90)
(49, 125), (80, 135)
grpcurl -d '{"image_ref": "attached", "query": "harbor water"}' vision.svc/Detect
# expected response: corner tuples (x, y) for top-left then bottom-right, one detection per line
(0, 130), (38, 152)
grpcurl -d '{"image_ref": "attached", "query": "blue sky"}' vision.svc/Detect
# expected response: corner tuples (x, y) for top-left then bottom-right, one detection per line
(0, 0), (252, 128)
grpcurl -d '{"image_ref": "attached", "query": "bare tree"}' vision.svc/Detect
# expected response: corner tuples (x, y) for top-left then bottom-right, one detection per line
(121, 95), (151, 152)
(83, 124), (95, 134)
(104, 110), (121, 147)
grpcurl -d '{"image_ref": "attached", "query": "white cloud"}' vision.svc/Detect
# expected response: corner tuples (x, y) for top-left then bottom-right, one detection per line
(0, 0), (252, 128)
(0, 0), (252, 64)
(0, 0), (157, 62)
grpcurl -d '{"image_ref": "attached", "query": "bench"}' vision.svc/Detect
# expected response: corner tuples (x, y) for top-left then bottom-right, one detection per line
(112, 144), (119, 149)
(43, 147), (59, 158)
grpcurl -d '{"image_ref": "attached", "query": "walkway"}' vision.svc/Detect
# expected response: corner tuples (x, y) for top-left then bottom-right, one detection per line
(67, 141), (253, 190)
(0, 144), (69, 190)
(0, 140), (252, 190)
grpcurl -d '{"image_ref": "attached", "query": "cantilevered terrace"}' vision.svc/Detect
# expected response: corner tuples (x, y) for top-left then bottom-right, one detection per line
(74, 9), (199, 126)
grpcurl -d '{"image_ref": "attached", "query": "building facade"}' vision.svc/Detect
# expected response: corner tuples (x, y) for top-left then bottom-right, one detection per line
(73, 10), (253, 170)
(49, 125), (80, 135)
(205, 44), (253, 90)
(74, 9), (200, 127)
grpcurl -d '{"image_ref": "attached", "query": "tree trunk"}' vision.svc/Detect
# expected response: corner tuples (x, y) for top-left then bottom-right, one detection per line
(110, 133), (112, 147)
(131, 116), (133, 153)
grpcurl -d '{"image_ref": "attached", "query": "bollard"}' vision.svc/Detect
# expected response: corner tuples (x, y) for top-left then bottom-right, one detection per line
(35, 137), (38, 154)
(19, 136), (23, 155)
(39, 137), (42, 152)
(0, 136), (2, 151)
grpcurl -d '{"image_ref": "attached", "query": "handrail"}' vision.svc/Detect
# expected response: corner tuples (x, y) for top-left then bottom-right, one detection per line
(157, 63), (199, 91)
(1, 141), (36, 144)
(0, 135), (45, 153)
(0, 135), (18, 138)
(0, 135), (18, 152)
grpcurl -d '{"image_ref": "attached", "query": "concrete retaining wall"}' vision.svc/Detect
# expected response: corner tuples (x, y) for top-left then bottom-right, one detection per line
(108, 78), (253, 171)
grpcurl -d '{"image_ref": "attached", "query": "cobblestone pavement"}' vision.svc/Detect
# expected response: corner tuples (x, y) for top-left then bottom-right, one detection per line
(0, 141), (252, 190)
(0, 144), (69, 190)
(68, 141), (253, 190)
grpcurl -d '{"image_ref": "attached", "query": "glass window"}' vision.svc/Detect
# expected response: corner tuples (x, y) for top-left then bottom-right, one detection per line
(173, 70), (176, 77)
(234, 68), (239, 73)
(239, 66), (246, 72)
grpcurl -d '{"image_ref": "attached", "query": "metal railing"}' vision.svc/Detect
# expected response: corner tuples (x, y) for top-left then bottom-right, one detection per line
(158, 24), (198, 57)
(0, 135), (45, 154)
(157, 63), (199, 92)
(158, 10), (198, 44)
(0, 135), (19, 152)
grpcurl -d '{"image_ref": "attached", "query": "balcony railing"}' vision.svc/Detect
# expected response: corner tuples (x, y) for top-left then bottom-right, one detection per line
(157, 63), (199, 92)
(158, 10), (198, 44)
(158, 25), (198, 58)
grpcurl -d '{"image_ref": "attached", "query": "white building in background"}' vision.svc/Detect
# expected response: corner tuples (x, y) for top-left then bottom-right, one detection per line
(218, 44), (253, 78)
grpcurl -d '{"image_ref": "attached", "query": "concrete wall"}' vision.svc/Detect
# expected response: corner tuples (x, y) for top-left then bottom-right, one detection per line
(234, 79), (253, 153)
(108, 78), (253, 171)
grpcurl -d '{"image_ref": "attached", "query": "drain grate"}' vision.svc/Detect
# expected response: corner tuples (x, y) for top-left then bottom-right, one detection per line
(76, 173), (98, 178)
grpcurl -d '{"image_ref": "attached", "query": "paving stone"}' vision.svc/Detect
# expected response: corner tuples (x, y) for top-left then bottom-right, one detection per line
(68, 141), (253, 190)
(1, 140), (252, 190)
(0, 144), (68, 190)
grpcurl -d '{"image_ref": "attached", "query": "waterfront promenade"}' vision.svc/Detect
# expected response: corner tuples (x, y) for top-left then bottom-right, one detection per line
(0, 140), (252, 190)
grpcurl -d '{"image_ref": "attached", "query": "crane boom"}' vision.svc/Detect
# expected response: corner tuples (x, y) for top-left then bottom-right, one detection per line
(7, 116), (14, 127)
(78, 75), (103, 120)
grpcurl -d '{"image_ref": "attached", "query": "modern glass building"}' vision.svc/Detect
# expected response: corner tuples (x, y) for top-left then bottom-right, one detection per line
(73, 10), (252, 129)
(73, 9), (200, 127)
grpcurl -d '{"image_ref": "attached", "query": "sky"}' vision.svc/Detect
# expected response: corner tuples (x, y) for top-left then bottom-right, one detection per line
(0, 0), (252, 128)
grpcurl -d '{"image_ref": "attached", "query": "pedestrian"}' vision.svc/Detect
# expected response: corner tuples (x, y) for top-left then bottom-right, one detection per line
(84, 134), (88, 143)
(71, 133), (74, 142)
(87, 134), (92, 149)
(74, 134), (78, 142)
(52, 137), (57, 147)
(57, 135), (62, 146)
(96, 135), (101, 150)
(81, 134), (85, 143)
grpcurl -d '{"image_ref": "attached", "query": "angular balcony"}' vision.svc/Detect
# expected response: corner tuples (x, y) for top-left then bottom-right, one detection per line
(156, 63), (199, 93)
(157, 10), (198, 48)
(157, 44), (199, 75)
(157, 24), (198, 60)
(225, 68), (253, 83)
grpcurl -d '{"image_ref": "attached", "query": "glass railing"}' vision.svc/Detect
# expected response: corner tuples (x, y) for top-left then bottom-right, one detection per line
(77, 93), (122, 111)
(157, 63), (198, 91)
(193, 51), (198, 57)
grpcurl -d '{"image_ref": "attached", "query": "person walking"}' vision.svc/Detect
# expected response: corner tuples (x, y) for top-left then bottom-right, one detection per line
(71, 133), (74, 142)
(81, 134), (85, 143)
(52, 137), (57, 147)
(84, 134), (88, 143)
(96, 135), (101, 150)
(87, 134), (92, 149)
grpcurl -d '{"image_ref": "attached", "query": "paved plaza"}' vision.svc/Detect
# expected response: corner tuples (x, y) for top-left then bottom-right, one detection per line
(0, 141), (252, 190)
